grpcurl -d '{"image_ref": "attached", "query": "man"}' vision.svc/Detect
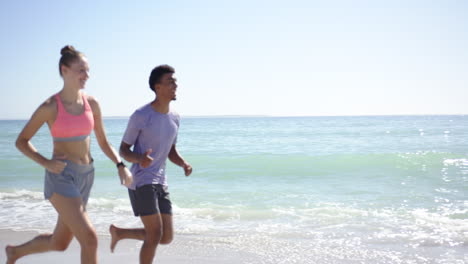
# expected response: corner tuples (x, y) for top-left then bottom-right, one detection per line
(109, 65), (192, 264)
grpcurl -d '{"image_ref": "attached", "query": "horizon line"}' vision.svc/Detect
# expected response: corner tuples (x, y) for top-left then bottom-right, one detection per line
(1, 113), (466, 121)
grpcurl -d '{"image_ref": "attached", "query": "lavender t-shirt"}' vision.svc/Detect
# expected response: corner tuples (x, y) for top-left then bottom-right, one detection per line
(122, 103), (179, 190)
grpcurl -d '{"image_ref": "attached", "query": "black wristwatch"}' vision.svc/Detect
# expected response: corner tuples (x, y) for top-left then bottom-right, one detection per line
(116, 161), (126, 168)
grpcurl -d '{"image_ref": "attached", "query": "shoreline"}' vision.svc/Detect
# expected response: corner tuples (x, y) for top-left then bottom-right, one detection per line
(0, 228), (254, 264)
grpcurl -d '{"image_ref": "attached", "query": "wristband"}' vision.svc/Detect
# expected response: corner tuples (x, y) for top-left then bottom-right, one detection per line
(116, 161), (126, 168)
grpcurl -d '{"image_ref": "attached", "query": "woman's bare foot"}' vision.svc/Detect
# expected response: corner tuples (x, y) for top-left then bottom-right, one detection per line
(6, 245), (18, 264)
(109, 224), (120, 253)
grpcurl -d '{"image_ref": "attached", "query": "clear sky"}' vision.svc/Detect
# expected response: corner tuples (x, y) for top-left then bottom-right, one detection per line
(1, 0), (467, 119)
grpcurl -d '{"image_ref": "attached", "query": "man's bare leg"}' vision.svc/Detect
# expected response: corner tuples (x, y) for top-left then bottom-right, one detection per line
(109, 224), (145, 252)
(110, 213), (173, 253)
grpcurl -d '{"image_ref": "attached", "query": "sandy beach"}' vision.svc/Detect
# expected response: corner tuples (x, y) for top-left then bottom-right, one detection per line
(0, 229), (254, 264)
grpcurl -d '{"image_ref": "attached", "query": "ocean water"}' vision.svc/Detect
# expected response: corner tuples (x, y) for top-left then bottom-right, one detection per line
(0, 116), (467, 263)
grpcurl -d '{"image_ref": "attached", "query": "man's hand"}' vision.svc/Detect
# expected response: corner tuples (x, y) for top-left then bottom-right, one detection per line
(139, 149), (153, 168)
(183, 163), (192, 177)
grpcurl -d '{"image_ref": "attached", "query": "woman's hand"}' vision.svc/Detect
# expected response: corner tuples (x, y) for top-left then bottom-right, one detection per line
(118, 166), (133, 187)
(45, 157), (67, 174)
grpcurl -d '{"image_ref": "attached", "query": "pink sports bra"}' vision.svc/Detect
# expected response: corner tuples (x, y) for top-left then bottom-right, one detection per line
(51, 93), (94, 142)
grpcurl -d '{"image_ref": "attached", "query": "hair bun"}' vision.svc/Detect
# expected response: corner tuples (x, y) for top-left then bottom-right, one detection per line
(60, 45), (76, 55)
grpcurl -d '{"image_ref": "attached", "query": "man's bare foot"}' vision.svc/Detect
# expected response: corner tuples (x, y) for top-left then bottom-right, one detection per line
(109, 224), (120, 253)
(6, 245), (18, 264)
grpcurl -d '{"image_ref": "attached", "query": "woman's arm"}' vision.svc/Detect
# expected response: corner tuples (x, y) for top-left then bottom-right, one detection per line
(88, 96), (132, 186)
(16, 99), (67, 174)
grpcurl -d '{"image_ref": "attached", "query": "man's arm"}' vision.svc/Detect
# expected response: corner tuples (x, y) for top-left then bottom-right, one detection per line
(168, 144), (192, 176)
(119, 141), (154, 168)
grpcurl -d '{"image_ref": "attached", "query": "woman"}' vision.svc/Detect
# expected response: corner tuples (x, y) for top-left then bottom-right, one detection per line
(5, 45), (132, 264)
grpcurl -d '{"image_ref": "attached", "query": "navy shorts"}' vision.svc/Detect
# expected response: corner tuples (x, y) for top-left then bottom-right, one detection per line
(128, 184), (172, 216)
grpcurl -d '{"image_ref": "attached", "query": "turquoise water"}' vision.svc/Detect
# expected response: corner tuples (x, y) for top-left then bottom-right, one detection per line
(1, 116), (467, 263)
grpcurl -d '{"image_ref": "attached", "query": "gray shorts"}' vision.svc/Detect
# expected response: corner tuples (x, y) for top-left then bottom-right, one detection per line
(44, 160), (94, 207)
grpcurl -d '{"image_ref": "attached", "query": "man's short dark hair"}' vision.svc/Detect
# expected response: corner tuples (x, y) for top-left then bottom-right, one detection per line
(148, 65), (175, 91)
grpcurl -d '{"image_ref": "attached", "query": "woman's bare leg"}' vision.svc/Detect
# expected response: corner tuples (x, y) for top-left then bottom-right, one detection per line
(5, 216), (73, 264)
(49, 193), (98, 264)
